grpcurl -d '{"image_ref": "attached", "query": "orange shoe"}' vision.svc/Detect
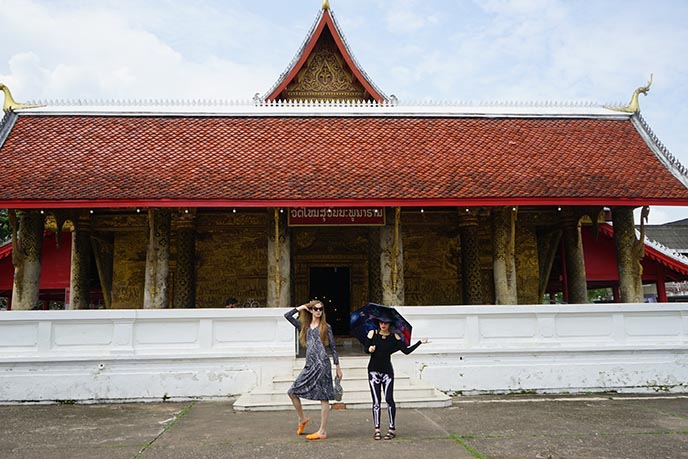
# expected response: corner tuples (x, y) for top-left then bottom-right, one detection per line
(296, 418), (310, 436)
(306, 432), (327, 440)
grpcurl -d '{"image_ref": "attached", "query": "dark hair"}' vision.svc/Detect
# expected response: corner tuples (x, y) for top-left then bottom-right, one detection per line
(225, 297), (238, 305)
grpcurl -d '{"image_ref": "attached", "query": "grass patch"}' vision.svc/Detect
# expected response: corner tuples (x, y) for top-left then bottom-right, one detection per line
(135, 402), (195, 458)
(449, 434), (487, 459)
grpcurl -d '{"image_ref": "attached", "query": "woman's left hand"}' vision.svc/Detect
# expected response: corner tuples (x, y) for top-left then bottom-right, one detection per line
(336, 366), (343, 380)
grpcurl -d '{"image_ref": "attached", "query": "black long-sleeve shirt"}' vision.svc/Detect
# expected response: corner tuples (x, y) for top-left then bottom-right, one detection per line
(365, 330), (421, 375)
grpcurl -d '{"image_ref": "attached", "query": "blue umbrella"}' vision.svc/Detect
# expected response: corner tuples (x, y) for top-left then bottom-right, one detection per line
(349, 303), (412, 347)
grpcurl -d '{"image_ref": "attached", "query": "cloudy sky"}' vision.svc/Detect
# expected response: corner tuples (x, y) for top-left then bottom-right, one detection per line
(1, 0), (687, 224)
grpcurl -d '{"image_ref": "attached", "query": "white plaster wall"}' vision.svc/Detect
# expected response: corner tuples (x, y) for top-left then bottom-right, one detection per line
(0, 308), (295, 403)
(0, 304), (686, 403)
(393, 304), (688, 394)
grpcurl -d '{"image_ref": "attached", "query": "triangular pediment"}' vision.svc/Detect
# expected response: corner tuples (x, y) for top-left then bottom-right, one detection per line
(265, 8), (385, 102)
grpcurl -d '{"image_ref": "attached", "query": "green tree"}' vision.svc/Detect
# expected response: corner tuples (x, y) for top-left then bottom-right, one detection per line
(0, 209), (10, 243)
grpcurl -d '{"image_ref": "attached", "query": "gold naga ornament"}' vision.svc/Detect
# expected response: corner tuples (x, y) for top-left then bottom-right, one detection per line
(607, 74), (653, 113)
(0, 83), (43, 112)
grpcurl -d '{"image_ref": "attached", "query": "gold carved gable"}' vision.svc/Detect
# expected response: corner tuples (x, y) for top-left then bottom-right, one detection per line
(285, 28), (367, 101)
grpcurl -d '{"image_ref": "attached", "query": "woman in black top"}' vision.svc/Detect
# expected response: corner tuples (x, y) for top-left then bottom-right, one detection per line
(365, 315), (429, 440)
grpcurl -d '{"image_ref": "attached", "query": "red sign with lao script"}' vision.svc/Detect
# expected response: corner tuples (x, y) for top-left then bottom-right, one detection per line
(288, 207), (386, 226)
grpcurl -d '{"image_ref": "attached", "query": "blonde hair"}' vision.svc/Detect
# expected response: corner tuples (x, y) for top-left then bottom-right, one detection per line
(298, 300), (330, 347)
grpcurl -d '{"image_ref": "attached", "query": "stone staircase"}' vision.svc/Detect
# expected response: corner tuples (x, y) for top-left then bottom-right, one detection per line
(233, 355), (451, 411)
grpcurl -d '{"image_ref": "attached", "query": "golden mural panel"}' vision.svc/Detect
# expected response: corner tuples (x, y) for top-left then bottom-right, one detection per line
(402, 211), (461, 306)
(111, 231), (147, 309)
(195, 224), (268, 308)
(516, 222), (541, 304)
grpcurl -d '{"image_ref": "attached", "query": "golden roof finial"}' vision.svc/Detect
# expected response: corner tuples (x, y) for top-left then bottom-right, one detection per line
(0, 83), (43, 112)
(322, 0), (330, 11)
(607, 74), (653, 114)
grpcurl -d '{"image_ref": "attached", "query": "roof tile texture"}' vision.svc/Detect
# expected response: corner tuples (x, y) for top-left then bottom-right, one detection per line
(2, 115), (688, 203)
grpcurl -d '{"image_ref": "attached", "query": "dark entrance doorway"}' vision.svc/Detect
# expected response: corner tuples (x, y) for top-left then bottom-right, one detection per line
(309, 267), (350, 336)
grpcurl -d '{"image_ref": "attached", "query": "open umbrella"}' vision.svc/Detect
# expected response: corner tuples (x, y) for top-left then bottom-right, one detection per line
(349, 303), (412, 347)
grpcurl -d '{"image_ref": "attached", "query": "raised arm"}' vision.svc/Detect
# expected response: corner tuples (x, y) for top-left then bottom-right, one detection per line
(284, 308), (300, 329)
(395, 334), (428, 355)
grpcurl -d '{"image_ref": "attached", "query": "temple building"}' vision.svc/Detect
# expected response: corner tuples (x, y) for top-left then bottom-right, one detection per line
(2, 1), (688, 336)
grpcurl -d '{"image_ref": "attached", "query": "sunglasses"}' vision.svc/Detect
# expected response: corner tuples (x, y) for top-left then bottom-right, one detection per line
(310, 307), (323, 312)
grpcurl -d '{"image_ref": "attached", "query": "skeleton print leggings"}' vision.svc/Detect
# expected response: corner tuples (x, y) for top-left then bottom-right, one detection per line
(368, 371), (396, 430)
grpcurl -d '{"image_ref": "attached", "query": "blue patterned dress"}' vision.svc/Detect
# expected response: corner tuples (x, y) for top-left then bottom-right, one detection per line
(284, 308), (340, 401)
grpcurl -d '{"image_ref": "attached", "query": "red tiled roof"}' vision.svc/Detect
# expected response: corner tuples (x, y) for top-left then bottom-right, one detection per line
(2, 114), (688, 208)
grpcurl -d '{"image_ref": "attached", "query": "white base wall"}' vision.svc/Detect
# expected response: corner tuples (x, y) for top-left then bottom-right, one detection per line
(394, 304), (688, 395)
(0, 304), (686, 403)
(0, 308), (295, 403)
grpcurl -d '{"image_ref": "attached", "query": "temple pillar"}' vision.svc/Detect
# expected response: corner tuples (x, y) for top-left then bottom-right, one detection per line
(91, 232), (114, 309)
(143, 209), (171, 309)
(380, 207), (404, 305)
(562, 210), (588, 304)
(459, 208), (483, 304)
(11, 210), (44, 310)
(368, 226), (383, 304)
(493, 207), (518, 305)
(612, 206), (643, 303)
(267, 208), (291, 307)
(70, 213), (93, 309)
(174, 211), (197, 308)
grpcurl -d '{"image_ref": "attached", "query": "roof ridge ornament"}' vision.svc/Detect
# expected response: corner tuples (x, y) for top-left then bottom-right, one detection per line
(607, 74), (653, 113)
(322, 0), (330, 10)
(0, 83), (44, 112)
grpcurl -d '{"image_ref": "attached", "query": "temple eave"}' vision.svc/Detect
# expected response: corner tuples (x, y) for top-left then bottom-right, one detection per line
(3, 197), (688, 210)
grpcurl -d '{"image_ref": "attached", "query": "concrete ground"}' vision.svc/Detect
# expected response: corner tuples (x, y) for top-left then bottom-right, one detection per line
(1, 394), (687, 458)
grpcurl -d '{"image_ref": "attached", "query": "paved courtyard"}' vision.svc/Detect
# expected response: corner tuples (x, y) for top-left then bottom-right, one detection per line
(1, 394), (687, 458)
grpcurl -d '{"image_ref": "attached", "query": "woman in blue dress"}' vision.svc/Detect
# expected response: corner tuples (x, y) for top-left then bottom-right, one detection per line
(284, 300), (342, 440)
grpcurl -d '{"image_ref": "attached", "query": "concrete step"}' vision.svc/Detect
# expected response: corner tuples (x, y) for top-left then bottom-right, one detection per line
(240, 386), (442, 403)
(233, 391), (451, 411)
(234, 356), (451, 411)
(272, 374), (414, 392)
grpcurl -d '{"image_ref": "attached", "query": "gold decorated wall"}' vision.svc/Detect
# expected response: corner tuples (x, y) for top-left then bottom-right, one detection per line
(515, 216), (541, 304)
(402, 211), (462, 305)
(98, 207), (546, 310)
(194, 212), (268, 308)
(102, 211), (268, 309)
(111, 230), (146, 309)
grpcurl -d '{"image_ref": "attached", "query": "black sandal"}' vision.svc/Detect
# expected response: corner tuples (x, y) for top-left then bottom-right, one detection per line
(384, 431), (396, 440)
(373, 431), (382, 440)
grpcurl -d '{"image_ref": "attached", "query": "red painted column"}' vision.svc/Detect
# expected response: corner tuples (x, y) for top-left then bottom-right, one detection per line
(613, 285), (621, 303)
(656, 266), (668, 303)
